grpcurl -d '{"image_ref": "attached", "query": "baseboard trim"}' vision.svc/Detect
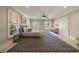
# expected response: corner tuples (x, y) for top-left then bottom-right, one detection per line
(50, 32), (79, 51)
(0, 39), (16, 52)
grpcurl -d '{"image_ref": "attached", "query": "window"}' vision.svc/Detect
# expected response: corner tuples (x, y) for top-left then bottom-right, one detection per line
(22, 16), (27, 25)
(8, 9), (20, 37)
(44, 21), (49, 29)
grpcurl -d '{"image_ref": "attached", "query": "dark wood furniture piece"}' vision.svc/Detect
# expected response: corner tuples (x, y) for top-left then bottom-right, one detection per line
(13, 26), (23, 43)
(13, 34), (19, 42)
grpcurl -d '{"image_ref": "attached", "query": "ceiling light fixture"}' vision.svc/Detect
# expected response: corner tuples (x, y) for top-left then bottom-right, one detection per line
(41, 8), (47, 18)
(42, 13), (47, 17)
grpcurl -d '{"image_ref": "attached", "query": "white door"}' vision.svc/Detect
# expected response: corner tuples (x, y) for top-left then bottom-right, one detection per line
(58, 16), (69, 37)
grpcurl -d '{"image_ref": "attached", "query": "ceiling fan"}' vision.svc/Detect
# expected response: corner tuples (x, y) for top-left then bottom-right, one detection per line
(42, 12), (47, 17)
(41, 8), (48, 18)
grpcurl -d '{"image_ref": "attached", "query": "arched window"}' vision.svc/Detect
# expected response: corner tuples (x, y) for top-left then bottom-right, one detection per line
(44, 21), (49, 29)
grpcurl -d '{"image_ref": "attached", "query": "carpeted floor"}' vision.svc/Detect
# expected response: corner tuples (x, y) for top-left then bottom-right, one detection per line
(7, 32), (79, 52)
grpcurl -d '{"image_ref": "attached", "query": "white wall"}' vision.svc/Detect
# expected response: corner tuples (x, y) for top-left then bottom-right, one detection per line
(0, 7), (8, 45)
(55, 8), (79, 40)
(0, 6), (22, 45)
(69, 11), (79, 39)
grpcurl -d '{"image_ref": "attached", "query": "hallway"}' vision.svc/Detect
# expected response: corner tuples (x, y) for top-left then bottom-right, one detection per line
(7, 32), (79, 52)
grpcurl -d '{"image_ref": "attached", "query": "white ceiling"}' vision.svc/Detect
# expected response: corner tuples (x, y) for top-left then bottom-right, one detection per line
(12, 6), (79, 19)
